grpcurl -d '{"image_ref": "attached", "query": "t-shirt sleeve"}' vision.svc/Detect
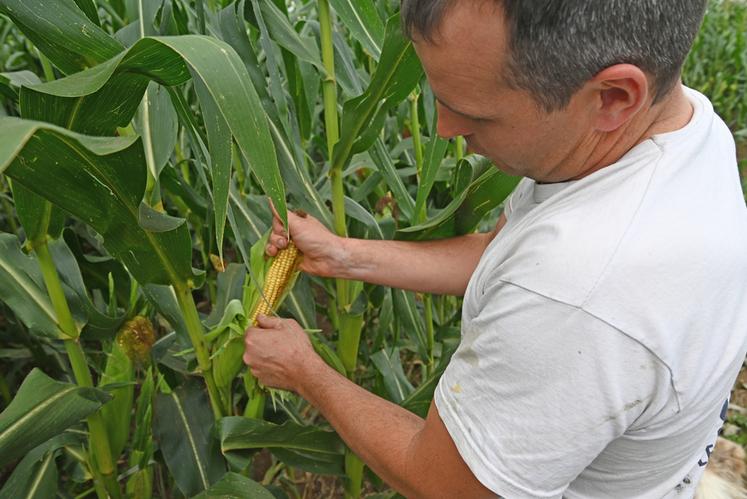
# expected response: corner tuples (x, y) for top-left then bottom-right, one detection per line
(434, 281), (670, 498)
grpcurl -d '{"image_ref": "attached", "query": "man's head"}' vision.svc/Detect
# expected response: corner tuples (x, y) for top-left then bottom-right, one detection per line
(401, 0), (707, 181)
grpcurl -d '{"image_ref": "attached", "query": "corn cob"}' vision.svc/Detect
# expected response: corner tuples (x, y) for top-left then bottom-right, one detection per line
(250, 241), (301, 325)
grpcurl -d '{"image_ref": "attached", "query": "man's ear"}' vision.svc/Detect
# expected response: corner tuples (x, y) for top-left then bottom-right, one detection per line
(589, 64), (649, 132)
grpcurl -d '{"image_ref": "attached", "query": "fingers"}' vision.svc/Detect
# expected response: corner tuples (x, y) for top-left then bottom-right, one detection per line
(256, 313), (283, 329)
(272, 215), (286, 236)
(270, 232), (287, 249)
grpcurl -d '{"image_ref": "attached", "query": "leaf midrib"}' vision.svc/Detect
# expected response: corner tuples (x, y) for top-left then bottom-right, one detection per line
(171, 391), (209, 489)
(343, 0), (381, 57)
(0, 385), (76, 450)
(25, 450), (54, 499)
(0, 247), (58, 326)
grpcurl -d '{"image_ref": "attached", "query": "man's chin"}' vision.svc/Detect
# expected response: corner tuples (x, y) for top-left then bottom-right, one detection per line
(484, 156), (522, 177)
(464, 145), (524, 177)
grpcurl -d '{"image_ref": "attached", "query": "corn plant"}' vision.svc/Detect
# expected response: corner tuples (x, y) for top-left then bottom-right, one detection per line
(0, 0), (520, 496)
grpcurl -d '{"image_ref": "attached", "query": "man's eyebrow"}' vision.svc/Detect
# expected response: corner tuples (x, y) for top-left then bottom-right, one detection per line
(435, 96), (488, 121)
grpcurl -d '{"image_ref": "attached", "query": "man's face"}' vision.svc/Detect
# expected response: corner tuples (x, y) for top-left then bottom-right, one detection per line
(413, 2), (596, 181)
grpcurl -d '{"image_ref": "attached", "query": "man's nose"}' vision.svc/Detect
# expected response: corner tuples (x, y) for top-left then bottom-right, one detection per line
(436, 101), (472, 139)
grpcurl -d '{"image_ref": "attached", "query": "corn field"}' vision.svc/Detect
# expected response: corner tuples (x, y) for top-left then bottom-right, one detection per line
(0, 0), (744, 498)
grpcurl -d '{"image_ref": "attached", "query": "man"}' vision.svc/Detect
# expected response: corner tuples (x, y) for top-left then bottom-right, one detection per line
(243, 1), (747, 497)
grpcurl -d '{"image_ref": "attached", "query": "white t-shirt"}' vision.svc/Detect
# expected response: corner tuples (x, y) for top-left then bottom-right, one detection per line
(434, 87), (747, 498)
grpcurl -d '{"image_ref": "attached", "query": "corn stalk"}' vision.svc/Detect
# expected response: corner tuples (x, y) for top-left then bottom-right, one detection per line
(318, 1), (365, 496)
(32, 239), (121, 499)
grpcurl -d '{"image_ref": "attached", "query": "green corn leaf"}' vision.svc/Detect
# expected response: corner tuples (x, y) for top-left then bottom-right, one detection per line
(401, 337), (459, 418)
(398, 166), (521, 240)
(371, 347), (415, 404)
(0, 233), (67, 339)
(251, 0), (293, 141)
(344, 196), (385, 239)
(218, 417), (344, 457)
(142, 284), (189, 341)
(329, 0), (385, 59)
(332, 27), (366, 97)
(192, 75), (232, 260)
(10, 183), (65, 244)
(271, 447), (346, 476)
(62, 228), (133, 309)
(0, 369), (110, 467)
(129, 367), (155, 466)
(18, 35), (287, 227)
(153, 380), (226, 496)
(71, 0), (100, 26)
(392, 289), (428, 361)
(332, 15), (423, 172)
(216, 1), (267, 99)
(0, 0), (123, 75)
(215, 4), (332, 226)
(413, 113), (450, 224)
(0, 433), (79, 499)
(268, 117), (333, 227)
(0, 118), (198, 287)
(48, 237), (127, 339)
(0, 443), (58, 499)
(308, 330), (346, 377)
(192, 472), (274, 499)
(369, 139), (416, 221)
(204, 263), (246, 329)
(136, 82), (178, 181)
(254, 0), (325, 73)
(0, 71), (41, 100)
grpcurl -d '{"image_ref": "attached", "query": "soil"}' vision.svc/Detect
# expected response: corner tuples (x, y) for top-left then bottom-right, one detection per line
(731, 365), (747, 410)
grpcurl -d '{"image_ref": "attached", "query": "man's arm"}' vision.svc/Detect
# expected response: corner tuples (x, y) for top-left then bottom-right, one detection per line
(267, 205), (507, 296)
(300, 365), (496, 498)
(338, 228), (498, 296)
(243, 316), (496, 498)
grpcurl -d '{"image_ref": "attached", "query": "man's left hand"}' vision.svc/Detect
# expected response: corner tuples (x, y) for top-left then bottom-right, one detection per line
(243, 315), (318, 392)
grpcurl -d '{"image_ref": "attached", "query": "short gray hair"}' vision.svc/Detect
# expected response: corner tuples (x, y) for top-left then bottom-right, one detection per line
(401, 0), (708, 112)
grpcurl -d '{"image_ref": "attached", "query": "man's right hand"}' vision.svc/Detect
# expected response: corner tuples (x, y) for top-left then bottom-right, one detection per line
(266, 201), (349, 279)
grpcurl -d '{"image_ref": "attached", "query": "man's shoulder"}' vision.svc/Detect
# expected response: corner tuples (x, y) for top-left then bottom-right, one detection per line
(480, 131), (747, 402)
(490, 114), (747, 308)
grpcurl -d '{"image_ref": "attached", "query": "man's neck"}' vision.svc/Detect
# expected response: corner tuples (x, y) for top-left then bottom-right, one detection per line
(568, 84), (694, 182)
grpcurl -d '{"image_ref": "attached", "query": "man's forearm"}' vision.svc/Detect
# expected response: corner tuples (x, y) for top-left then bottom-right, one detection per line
(338, 231), (493, 296)
(298, 356), (426, 498)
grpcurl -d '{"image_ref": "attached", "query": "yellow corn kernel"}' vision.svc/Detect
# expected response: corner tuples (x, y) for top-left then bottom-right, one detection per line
(250, 242), (301, 325)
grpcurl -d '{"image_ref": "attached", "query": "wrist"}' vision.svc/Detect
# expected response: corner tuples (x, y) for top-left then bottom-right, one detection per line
(293, 351), (334, 402)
